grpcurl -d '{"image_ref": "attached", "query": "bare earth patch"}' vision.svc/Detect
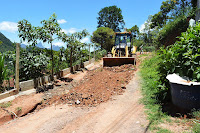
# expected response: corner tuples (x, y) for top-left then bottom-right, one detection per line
(0, 93), (43, 125)
(43, 64), (136, 107)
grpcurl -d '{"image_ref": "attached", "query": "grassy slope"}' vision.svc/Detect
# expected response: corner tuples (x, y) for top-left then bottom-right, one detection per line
(0, 32), (14, 53)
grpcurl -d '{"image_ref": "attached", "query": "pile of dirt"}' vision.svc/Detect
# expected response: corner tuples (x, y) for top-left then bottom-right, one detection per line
(45, 64), (136, 107)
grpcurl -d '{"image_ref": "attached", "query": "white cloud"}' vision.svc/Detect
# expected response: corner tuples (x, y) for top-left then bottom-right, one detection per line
(81, 37), (90, 43)
(58, 19), (67, 24)
(53, 41), (65, 47)
(62, 28), (79, 34)
(21, 41), (30, 45)
(140, 21), (153, 33)
(139, 23), (145, 33)
(0, 21), (18, 33)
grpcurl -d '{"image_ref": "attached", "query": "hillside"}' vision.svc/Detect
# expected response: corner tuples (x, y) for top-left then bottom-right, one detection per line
(0, 32), (14, 53)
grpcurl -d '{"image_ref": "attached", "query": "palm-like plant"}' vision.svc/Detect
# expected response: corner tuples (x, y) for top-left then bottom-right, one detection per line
(0, 53), (7, 89)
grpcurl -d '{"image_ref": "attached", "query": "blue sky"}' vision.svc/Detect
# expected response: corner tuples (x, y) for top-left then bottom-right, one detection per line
(0, 0), (164, 48)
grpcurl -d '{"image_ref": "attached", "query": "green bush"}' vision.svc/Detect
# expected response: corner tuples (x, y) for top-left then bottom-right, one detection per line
(143, 46), (156, 52)
(95, 49), (107, 60)
(20, 51), (50, 81)
(159, 23), (200, 82)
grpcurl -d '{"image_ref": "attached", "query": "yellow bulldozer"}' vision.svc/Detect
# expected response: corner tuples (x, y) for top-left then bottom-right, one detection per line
(103, 30), (137, 67)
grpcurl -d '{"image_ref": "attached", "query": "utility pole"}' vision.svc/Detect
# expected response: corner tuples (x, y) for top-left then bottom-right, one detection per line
(15, 43), (20, 94)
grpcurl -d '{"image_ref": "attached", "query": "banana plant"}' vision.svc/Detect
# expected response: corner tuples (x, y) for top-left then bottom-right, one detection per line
(0, 53), (7, 89)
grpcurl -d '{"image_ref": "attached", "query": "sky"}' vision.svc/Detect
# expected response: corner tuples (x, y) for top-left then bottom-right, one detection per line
(0, 0), (164, 48)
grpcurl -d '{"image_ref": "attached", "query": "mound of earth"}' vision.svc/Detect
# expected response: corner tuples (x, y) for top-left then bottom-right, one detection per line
(0, 93), (43, 125)
(45, 64), (136, 107)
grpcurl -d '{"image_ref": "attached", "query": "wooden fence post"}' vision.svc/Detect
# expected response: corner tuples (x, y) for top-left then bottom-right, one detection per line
(15, 43), (20, 94)
(94, 43), (95, 60)
(89, 43), (91, 64)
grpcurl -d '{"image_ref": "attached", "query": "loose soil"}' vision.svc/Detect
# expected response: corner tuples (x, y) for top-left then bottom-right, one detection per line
(44, 64), (136, 107)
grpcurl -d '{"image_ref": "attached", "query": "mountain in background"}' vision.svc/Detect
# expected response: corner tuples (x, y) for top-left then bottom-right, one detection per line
(21, 42), (45, 49)
(51, 45), (62, 51)
(21, 42), (62, 51)
(0, 32), (15, 53)
(0, 32), (62, 52)
(20, 44), (27, 48)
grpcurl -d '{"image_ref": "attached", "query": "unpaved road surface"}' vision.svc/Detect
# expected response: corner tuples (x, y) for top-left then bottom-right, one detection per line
(0, 62), (149, 133)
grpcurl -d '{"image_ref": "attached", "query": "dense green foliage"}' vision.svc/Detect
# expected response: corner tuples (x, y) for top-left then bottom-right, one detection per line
(94, 49), (107, 60)
(0, 32), (14, 53)
(97, 5), (125, 32)
(150, 0), (194, 29)
(91, 27), (115, 51)
(19, 49), (50, 81)
(155, 16), (189, 47)
(0, 53), (7, 93)
(59, 30), (89, 72)
(159, 23), (200, 82)
(127, 25), (139, 37)
(18, 13), (63, 80)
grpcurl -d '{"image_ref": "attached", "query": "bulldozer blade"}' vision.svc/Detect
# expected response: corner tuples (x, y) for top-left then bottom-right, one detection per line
(103, 57), (136, 67)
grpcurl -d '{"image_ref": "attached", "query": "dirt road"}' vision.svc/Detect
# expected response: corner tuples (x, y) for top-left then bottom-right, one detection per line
(0, 62), (149, 133)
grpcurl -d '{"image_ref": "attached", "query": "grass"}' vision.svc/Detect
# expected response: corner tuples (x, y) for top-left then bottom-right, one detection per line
(191, 110), (200, 132)
(140, 53), (169, 132)
(0, 101), (12, 108)
(15, 107), (22, 112)
(192, 121), (200, 133)
(139, 53), (190, 132)
(139, 53), (200, 132)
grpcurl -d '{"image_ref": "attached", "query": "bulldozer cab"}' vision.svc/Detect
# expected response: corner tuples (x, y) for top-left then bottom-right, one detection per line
(103, 30), (136, 67)
(115, 32), (132, 48)
(113, 31), (132, 57)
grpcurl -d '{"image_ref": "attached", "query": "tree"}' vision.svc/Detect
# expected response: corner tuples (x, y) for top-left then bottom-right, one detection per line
(127, 25), (139, 37)
(150, 0), (193, 29)
(59, 29), (89, 73)
(97, 5), (125, 32)
(18, 13), (62, 81)
(39, 13), (61, 81)
(91, 27), (115, 52)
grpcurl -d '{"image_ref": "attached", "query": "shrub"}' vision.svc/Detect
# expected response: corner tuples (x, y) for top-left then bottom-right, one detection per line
(159, 23), (200, 82)
(95, 49), (107, 60)
(143, 46), (156, 52)
(20, 51), (50, 81)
